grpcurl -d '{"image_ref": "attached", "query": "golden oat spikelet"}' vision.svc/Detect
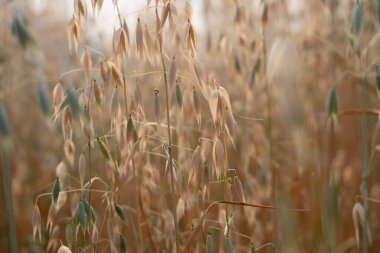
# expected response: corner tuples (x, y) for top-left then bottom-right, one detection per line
(135, 18), (144, 59)
(81, 45), (92, 81)
(67, 16), (81, 53)
(74, 0), (87, 21)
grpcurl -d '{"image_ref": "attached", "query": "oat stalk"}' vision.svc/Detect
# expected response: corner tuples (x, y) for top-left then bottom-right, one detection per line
(157, 7), (180, 251)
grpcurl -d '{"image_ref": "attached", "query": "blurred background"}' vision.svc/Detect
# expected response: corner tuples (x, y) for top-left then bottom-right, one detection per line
(0, 0), (380, 252)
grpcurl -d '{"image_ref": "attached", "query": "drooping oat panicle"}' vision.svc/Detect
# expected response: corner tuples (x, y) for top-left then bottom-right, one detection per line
(135, 18), (144, 59)
(81, 45), (92, 80)
(67, 16), (81, 53)
(78, 153), (85, 187)
(168, 56), (176, 87)
(93, 79), (102, 105)
(74, 0), (87, 20)
(154, 88), (160, 126)
(64, 139), (75, 167)
(32, 204), (41, 242)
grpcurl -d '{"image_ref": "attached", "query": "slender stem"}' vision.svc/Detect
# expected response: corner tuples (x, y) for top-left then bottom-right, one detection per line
(1, 147), (17, 253)
(159, 42), (180, 253)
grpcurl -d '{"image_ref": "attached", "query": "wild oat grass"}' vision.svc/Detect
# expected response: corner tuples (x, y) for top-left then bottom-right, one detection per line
(0, 0), (380, 252)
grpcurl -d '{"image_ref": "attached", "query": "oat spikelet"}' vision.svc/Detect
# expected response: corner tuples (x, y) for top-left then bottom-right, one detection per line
(168, 56), (176, 87)
(135, 18), (144, 59)
(58, 243), (72, 253)
(81, 45), (92, 81)
(192, 87), (201, 127)
(121, 20), (130, 55)
(176, 197), (185, 222)
(32, 204), (42, 242)
(155, 9), (163, 50)
(64, 139), (75, 167)
(184, 1), (192, 20)
(352, 202), (372, 249)
(109, 62), (122, 86)
(78, 153), (85, 187)
(143, 24), (155, 63)
(100, 61), (109, 84)
(233, 176), (245, 202)
(74, 0), (87, 21)
(52, 82), (64, 109)
(111, 88), (119, 119)
(93, 79), (102, 105)
(67, 17), (81, 53)
(213, 137), (224, 179)
(185, 20), (197, 53)
(161, 1), (171, 28)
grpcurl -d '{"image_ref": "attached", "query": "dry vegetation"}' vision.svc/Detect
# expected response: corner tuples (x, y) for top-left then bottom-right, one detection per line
(0, 0), (380, 252)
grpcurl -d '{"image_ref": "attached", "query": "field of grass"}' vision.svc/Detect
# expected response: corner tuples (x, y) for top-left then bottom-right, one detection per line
(0, 0), (380, 252)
